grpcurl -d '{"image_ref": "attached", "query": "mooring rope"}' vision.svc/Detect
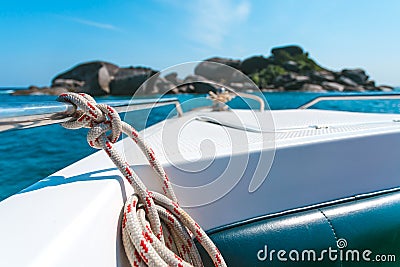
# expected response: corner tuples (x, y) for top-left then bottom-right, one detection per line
(207, 90), (235, 111)
(57, 93), (226, 267)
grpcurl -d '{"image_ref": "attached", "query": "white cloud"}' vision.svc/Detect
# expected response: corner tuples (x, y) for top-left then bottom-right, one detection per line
(186, 0), (251, 48)
(60, 16), (121, 31)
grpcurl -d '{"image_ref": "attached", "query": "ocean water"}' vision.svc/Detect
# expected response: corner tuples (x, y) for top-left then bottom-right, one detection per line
(1, 89), (400, 201)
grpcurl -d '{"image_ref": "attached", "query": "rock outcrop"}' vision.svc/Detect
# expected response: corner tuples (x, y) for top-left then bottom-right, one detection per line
(194, 57), (240, 82)
(181, 75), (218, 94)
(14, 45), (393, 96)
(241, 45), (392, 92)
(271, 45), (304, 57)
(12, 85), (69, 95)
(240, 56), (271, 75)
(109, 67), (157, 95)
(52, 61), (119, 95)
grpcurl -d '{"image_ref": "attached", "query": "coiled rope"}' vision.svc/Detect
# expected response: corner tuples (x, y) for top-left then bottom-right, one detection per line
(208, 88), (265, 112)
(208, 90), (234, 111)
(57, 93), (226, 267)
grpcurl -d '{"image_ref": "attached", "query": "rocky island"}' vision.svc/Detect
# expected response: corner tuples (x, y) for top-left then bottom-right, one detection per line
(13, 45), (393, 96)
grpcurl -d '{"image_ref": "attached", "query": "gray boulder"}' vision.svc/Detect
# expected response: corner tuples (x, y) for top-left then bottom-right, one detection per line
(164, 72), (183, 86)
(182, 75), (218, 94)
(364, 85), (377, 91)
(205, 57), (241, 69)
(12, 86), (69, 96)
(154, 77), (177, 94)
(341, 69), (369, 84)
(343, 86), (365, 92)
(98, 65), (113, 93)
(321, 81), (345, 92)
(377, 85), (394, 91)
(283, 61), (299, 72)
(365, 80), (376, 87)
(338, 76), (358, 87)
(240, 56), (271, 74)
(274, 73), (309, 90)
(271, 45), (304, 57)
(52, 61), (119, 96)
(109, 67), (157, 95)
(310, 70), (336, 82)
(195, 57), (241, 82)
(285, 78), (309, 90)
(229, 81), (256, 91)
(273, 73), (296, 86)
(301, 83), (326, 92)
(52, 79), (85, 89)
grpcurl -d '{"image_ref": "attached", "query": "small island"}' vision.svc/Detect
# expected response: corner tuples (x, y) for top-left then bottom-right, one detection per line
(13, 45), (393, 96)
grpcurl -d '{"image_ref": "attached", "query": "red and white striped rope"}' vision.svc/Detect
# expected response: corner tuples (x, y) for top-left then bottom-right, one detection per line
(57, 92), (226, 267)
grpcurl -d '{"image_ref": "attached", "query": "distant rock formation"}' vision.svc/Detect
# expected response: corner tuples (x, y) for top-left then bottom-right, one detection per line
(194, 57), (241, 82)
(13, 45), (393, 96)
(52, 61), (119, 95)
(228, 45), (392, 93)
(11, 85), (68, 95)
(240, 56), (272, 75)
(109, 66), (157, 95)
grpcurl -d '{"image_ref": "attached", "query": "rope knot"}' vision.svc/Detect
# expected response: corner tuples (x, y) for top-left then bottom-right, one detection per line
(57, 93), (122, 148)
(207, 88), (235, 111)
(57, 92), (227, 267)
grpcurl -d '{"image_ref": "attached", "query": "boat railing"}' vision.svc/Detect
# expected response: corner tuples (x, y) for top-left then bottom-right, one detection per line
(0, 97), (183, 133)
(298, 93), (400, 109)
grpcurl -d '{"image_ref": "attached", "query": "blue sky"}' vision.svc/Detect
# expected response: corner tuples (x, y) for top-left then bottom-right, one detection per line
(1, 0), (400, 87)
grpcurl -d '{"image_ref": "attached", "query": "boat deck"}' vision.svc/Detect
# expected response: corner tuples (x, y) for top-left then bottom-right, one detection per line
(1, 109), (400, 266)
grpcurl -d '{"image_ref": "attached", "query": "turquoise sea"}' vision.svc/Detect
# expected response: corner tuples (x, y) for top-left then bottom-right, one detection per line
(1, 89), (400, 201)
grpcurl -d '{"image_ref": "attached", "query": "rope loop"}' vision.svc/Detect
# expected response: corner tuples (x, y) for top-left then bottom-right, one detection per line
(207, 88), (235, 111)
(57, 92), (227, 267)
(57, 93), (122, 148)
